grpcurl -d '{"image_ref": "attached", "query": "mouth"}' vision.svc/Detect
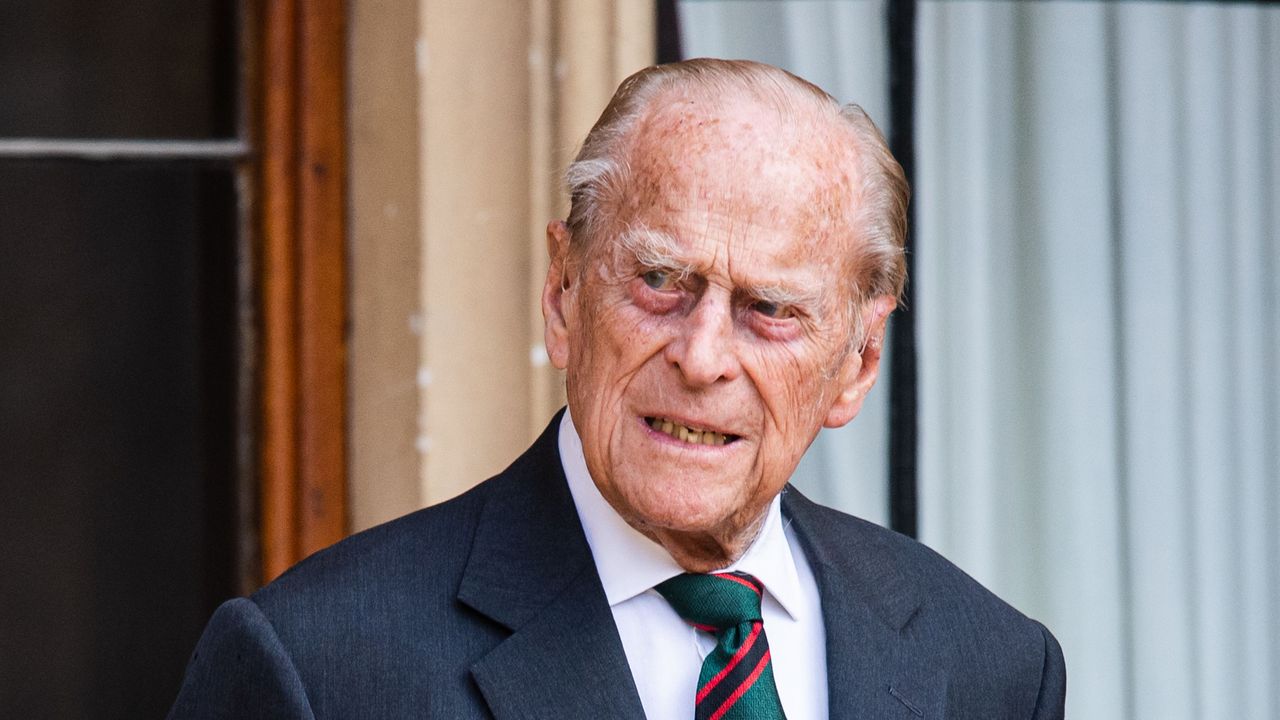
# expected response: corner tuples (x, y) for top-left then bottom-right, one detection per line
(644, 416), (741, 447)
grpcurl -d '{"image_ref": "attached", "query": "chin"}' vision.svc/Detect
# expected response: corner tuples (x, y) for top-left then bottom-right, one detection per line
(615, 478), (746, 536)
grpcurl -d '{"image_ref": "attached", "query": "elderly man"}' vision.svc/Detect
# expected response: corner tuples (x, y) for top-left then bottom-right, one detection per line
(170, 59), (1065, 719)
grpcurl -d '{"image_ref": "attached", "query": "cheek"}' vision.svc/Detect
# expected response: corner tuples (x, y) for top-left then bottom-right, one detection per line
(586, 288), (681, 362)
(568, 283), (630, 355)
(566, 288), (672, 399)
(747, 344), (836, 431)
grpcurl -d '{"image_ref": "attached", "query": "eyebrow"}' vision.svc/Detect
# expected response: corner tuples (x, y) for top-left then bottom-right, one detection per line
(616, 224), (826, 311)
(617, 226), (695, 277)
(747, 282), (824, 310)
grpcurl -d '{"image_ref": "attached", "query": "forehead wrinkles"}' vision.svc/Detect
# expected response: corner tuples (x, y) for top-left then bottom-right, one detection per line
(617, 96), (862, 253)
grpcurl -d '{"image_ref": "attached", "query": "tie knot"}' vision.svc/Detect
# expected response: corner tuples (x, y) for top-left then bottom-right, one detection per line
(655, 571), (764, 632)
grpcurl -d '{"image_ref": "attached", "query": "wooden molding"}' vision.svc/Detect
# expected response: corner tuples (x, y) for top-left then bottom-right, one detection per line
(259, 0), (348, 583)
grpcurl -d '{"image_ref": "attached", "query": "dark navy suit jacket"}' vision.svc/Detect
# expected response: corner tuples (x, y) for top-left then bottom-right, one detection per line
(169, 415), (1066, 719)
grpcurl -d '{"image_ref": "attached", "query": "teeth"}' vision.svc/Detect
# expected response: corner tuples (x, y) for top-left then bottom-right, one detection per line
(647, 417), (730, 446)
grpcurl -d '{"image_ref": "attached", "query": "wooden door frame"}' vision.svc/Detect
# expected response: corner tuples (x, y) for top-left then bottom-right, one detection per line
(257, 0), (349, 584)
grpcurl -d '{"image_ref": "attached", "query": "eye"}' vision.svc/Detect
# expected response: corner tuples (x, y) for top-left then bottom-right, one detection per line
(752, 299), (794, 319)
(642, 269), (675, 290)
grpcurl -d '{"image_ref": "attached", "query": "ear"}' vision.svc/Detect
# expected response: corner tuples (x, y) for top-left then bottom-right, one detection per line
(541, 220), (575, 370)
(823, 295), (896, 429)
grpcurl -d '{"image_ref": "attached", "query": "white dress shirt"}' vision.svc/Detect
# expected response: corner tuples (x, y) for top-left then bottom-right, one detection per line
(559, 410), (828, 720)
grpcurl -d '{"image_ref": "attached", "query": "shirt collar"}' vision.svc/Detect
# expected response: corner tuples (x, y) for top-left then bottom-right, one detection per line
(559, 409), (806, 621)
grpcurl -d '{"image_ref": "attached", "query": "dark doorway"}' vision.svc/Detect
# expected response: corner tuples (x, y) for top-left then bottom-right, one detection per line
(0, 2), (248, 717)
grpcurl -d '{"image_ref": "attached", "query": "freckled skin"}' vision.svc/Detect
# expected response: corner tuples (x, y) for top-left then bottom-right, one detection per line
(542, 90), (895, 572)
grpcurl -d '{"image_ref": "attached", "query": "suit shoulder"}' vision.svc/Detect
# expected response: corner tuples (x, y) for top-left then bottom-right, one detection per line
(167, 598), (314, 719)
(252, 476), (500, 613)
(789, 497), (1063, 715)
(253, 412), (566, 610)
(788, 495), (1059, 691)
(792, 497), (1036, 625)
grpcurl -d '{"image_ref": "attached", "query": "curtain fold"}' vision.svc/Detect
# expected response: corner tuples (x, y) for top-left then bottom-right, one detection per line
(918, 3), (1280, 718)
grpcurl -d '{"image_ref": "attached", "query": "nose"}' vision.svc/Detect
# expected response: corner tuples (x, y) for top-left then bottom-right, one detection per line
(664, 293), (741, 387)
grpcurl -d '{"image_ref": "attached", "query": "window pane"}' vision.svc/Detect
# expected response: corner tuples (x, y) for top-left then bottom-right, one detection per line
(0, 161), (239, 718)
(0, 1), (238, 139)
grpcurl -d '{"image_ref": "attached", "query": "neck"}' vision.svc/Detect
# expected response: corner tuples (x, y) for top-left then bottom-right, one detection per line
(632, 508), (771, 574)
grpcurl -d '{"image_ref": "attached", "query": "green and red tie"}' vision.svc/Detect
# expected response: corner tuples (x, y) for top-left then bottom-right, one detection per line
(655, 571), (788, 720)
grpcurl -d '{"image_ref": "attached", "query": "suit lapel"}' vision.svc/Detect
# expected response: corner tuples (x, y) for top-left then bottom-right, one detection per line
(783, 488), (949, 719)
(454, 419), (947, 719)
(469, 565), (646, 720)
(458, 415), (646, 720)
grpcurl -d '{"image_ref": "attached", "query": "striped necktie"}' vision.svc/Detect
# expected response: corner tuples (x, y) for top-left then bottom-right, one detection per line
(656, 571), (787, 720)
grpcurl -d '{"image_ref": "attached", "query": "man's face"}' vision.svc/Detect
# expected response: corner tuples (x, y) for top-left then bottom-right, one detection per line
(544, 96), (891, 565)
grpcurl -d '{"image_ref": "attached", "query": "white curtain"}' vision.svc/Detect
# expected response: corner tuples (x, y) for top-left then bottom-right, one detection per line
(917, 2), (1280, 719)
(682, 1), (1280, 718)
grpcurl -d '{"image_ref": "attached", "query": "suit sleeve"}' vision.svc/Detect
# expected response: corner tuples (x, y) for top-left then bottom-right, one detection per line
(167, 597), (316, 720)
(1030, 621), (1067, 720)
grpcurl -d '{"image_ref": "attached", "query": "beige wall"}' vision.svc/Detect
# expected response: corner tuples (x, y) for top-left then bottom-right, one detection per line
(349, 1), (655, 531)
